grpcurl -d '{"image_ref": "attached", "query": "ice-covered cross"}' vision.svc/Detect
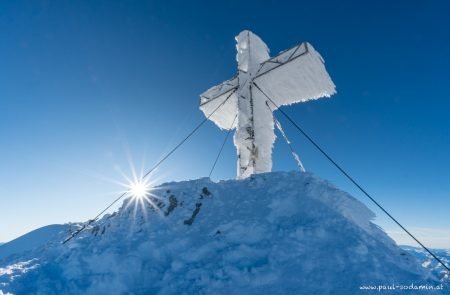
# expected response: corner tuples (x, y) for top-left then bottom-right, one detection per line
(200, 30), (336, 179)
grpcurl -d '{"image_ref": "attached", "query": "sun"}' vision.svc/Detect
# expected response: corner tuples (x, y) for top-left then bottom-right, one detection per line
(130, 180), (150, 199)
(102, 154), (168, 220)
(124, 175), (160, 218)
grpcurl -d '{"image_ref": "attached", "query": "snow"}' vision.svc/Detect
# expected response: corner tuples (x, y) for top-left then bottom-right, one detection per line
(0, 171), (445, 294)
(234, 30), (272, 178)
(402, 245), (450, 283)
(200, 30), (336, 179)
(235, 30), (270, 73)
(0, 224), (68, 261)
(274, 118), (305, 172)
(199, 77), (238, 130)
(254, 42), (336, 106)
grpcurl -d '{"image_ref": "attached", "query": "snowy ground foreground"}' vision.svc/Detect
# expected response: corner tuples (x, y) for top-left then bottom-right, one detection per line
(0, 171), (447, 294)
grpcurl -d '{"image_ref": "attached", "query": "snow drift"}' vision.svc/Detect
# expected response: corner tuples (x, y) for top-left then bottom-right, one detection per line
(0, 171), (447, 294)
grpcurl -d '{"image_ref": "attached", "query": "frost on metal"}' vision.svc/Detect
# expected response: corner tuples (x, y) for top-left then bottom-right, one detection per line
(200, 30), (336, 178)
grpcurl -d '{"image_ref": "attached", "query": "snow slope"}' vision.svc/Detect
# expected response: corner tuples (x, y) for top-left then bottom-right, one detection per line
(0, 224), (68, 261)
(0, 171), (447, 294)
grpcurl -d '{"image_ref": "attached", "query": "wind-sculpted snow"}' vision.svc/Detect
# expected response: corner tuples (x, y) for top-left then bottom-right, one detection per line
(0, 171), (447, 294)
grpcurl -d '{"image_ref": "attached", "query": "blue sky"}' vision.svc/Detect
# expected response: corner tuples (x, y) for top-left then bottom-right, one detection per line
(0, 0), (449, 247)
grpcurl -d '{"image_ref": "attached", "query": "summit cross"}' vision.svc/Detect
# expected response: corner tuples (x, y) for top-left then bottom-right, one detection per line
(200, 30), (336, 178)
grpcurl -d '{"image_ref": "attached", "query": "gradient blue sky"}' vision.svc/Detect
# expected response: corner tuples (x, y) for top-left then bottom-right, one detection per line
(1, 0), (449, 247)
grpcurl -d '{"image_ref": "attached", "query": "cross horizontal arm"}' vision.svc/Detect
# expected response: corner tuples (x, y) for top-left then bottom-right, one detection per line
(200, 76), (238, 106)
(254, 42), (309, 79)
(200, 87), (237, 107)
(253, 42), (336, 108)
(199, 87), (238, 130)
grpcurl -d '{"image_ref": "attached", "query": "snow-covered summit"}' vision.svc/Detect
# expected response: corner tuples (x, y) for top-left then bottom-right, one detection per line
(0, 171), (446, 294)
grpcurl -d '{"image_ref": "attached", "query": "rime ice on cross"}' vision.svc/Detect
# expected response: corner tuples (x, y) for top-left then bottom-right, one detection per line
(200, 30), (336, 179)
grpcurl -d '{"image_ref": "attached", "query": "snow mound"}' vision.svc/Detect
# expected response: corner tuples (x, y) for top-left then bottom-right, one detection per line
(0, 171), (447, 294)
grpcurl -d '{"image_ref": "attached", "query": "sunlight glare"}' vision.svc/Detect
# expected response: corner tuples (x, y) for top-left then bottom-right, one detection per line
(130, 180), (149, 199)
